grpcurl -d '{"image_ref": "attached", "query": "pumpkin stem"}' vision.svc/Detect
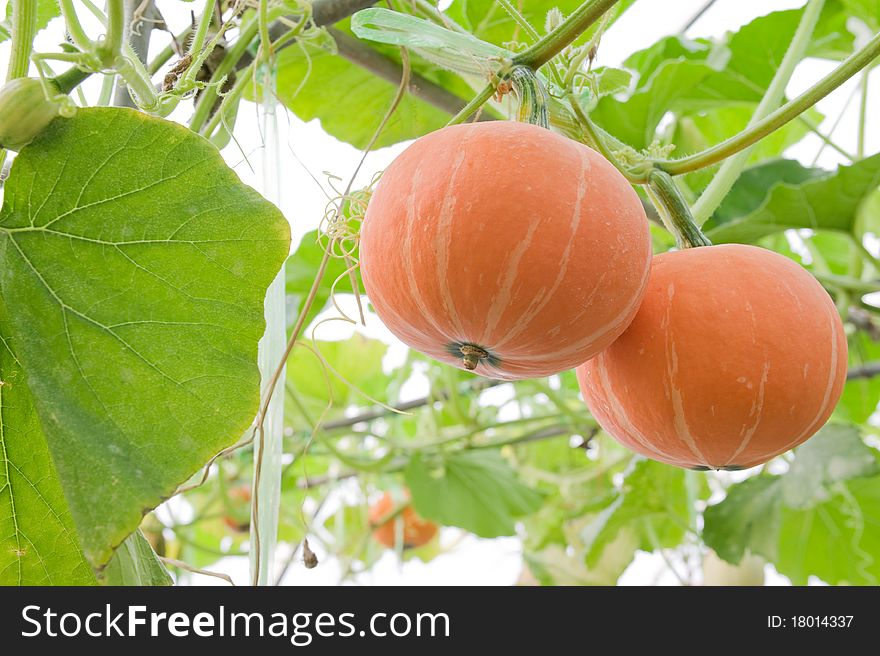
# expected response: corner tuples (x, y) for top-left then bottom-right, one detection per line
(460, 344), (489, 370)
(646, 170), (713, 249)
(509, 66), (550, 129)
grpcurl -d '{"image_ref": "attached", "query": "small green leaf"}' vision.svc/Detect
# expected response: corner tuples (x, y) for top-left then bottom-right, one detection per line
(780, 424), (879, 508)
(405, 450), (543, 537)
(100, 531), (172, 586)
(702, 476), (782, 564)
(580, 459), (692, 566)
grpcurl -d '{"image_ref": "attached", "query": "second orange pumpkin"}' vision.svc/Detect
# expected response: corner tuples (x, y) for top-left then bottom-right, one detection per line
(577, 244), (847, 470)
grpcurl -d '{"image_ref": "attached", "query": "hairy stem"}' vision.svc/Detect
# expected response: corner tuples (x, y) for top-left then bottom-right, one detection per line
(513, 0), (621, 70)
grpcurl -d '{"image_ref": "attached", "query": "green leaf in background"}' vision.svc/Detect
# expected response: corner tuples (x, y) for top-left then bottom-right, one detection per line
(0, 0), (60, 44)
(593, 7), (853, 150)
(708, 159), (826, 226)
(706, 154), (880, 243)
(703, 425), (880, 584)
(285, 229), (364, 332)
(286, 335), (389, 426)
(777, 477), (880, 585)
(580, 459), (692, 567)
(525, 530), (638, 586)
(670, 108), (823, 193)
(836, 333), (880, 424)
(405, 449), (543, 537)
(840, 0), (880, 31)
(0, 108), (290, 578)
(702, 476), (782, 565)
(274, 20), (475, 150)
(100, 531), (172, 586)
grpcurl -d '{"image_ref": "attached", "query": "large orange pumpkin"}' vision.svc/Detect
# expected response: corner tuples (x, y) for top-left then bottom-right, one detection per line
(359, 121), (651, 379)
(577, 244), (847, 470)
(369, 491), (438, 549)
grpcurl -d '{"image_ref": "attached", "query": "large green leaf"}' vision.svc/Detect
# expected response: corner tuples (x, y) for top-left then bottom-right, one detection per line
(0, 108), (290, 579)
(703, 425), (880, 584)
(702, 475), (782, 565)
(708, 159), (825, 227)
(706, 154), (880, 243)
(0, 302), (95, 585)
(405, 449), (543, 537)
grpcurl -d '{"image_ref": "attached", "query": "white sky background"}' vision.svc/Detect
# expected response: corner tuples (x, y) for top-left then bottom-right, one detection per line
(1, 0), (876, 585)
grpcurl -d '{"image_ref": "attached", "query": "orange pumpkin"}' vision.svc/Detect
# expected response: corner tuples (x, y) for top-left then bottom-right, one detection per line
(359, 121), (651, 379)
(577, 244), (847, 470)
(369, 491), (437, 549)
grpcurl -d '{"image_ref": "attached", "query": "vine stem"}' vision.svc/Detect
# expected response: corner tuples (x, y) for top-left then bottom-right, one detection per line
(189, 12), (264, 133)
(6, 0), (38, 81)
(59, 0), (93, 51)
(511, 66), (550, 128)
(98, 0), (125, 65)
(655, 9), (880, 180)
(858, 70), (869, 159)
(188, 0), (216, 58)
(513, 0), (621, 70)
(688, 0), (825, 225)
(446, 82), (495, 125)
